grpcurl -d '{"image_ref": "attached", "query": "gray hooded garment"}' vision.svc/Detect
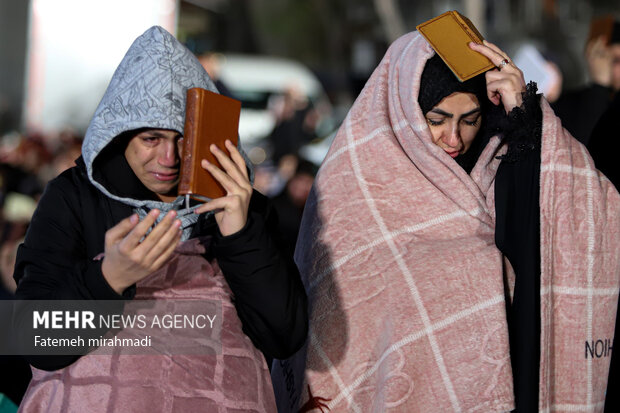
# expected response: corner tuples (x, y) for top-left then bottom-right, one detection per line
(82, 26), (250, 229)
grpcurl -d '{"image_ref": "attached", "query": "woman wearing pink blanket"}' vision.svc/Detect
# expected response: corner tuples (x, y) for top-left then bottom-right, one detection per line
(271, 28), (620, 413)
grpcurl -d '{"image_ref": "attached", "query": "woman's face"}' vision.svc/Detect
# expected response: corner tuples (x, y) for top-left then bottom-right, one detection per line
(425, 92), (482, 158)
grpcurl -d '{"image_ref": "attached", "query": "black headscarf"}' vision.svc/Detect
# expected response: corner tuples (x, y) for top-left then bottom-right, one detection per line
(418, 54), (492, 172)
(418, 54), (488, 115)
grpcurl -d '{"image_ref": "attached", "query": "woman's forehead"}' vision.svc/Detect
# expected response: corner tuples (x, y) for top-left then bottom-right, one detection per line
(432, 92), (480, 112)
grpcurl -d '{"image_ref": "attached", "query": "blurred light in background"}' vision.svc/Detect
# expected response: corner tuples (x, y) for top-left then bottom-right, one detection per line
(24, 0), (178, 137)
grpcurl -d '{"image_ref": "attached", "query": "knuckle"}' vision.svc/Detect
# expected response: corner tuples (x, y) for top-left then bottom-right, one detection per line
(118, 244), (131, 256)
(131, 254), (145, 267)
(231, 195), (243, 207)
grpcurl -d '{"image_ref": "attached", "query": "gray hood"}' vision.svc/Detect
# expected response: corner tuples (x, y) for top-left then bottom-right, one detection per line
(82, 26), (218, 208)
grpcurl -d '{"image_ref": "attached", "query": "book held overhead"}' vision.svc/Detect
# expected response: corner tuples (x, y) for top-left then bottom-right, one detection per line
(416, 10), (495, 81)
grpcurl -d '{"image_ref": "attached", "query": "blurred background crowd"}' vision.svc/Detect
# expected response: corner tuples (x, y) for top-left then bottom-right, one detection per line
(0, 0), (619, 410)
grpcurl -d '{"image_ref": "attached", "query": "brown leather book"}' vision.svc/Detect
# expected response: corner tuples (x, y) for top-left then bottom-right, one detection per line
(587, 15), (615, 45)
(416, 10), (494, 81)
(179, 88), (241, 201)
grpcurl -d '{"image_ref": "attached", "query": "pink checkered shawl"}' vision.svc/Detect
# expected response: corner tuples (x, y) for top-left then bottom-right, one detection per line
(18, 238), (275, 413)
(271, 32), (620, 412)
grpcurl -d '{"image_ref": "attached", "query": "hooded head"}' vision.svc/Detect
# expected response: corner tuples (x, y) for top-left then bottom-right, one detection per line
(82, 26), (220, 208)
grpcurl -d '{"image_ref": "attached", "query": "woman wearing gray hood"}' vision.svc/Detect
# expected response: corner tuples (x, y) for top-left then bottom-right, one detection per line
(13, 26), (307, 412)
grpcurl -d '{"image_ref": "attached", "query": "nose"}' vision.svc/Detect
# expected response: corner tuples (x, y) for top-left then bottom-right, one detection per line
(443, 123), (461, 148)
(158, 140), (179, 168)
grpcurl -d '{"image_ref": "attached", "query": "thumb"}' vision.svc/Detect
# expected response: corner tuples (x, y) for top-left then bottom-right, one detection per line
(105, 214), (139, 245)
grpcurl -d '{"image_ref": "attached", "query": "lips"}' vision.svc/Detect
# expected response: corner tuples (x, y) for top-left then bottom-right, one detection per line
(151, 171), (178, 181)
(445, 150), (460, 158)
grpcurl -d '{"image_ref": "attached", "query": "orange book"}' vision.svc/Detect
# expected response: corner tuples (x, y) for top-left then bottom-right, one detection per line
(416, 10), (494, 81)
(179, 88), (241, 201)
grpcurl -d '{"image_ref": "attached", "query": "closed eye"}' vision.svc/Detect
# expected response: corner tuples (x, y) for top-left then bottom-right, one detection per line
(426, 118), (444, 126)
(462, 116), (481, 127)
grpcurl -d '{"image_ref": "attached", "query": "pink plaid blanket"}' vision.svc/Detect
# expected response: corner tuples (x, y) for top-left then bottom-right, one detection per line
(271, 32), (620, 412)
(19, 238), (275, 413)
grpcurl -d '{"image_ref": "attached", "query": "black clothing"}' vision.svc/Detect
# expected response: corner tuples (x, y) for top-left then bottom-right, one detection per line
(495, 132), (541, 413)
(492, 85), (618, 411)
(0, 296), (31, 405)
(270, 190), (304, 258)
(551, 84), (614, 145)
(452, 84), (543, 412)
(588, 92), (620, 191)
(0, 163), (43, 204)
(487, 86), (542, 413)
(268, 105), (317, 163)
(0, 355), (31, 405)
(419, 53), (488, 115)
(13, 158), (308, 370)
(587, 92), (620, 413)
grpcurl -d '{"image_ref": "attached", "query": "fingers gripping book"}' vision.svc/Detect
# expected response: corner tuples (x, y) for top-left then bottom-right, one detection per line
(416, 10), (495, 81)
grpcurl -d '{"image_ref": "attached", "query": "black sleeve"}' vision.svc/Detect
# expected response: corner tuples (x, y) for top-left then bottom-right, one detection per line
(14, 176), (133, 302)
(212, 191), (308, 360)
(12, 174), (133, 371)
(494, 83), (542, 413)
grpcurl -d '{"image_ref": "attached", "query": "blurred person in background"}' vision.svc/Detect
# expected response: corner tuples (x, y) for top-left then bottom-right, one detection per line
(12, 26), (307, 412)
(538, 52), (564, 104)
(0, 134), (48, 205)
(0, 128), (78, 411)
(197, 51), (234, 98)
(268, 84), (319, 166)
(0, 130), (79, 411)
(44, 129), (83, 182)
(552, 19), (620, 145)
(512, 43), (564, 104)
(0, 217), (32, 411)
(588, 84), (620, 192)
(270, 157), (316, 258)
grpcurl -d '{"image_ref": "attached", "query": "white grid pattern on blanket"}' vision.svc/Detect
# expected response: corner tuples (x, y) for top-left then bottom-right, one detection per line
(308, 207), (485, 291)
(308, 110), (615, 412)
(537, 114), (601, 412)
(346, 115), (463, 411)
(540, 400), (606, 412)
(581, 140), (596, 407)
(541, 164), (599, 178)
(542, 286), (619, 296)
(322, 120), (413, 168)
(315, 293), (506, 410)
(308, 115), (463, 411)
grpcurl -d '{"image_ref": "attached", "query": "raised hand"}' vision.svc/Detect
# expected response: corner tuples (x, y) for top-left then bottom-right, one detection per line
(102, 209), (182, 294)
(194, 140), (252, 236)
(469, 40), (527, 114)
